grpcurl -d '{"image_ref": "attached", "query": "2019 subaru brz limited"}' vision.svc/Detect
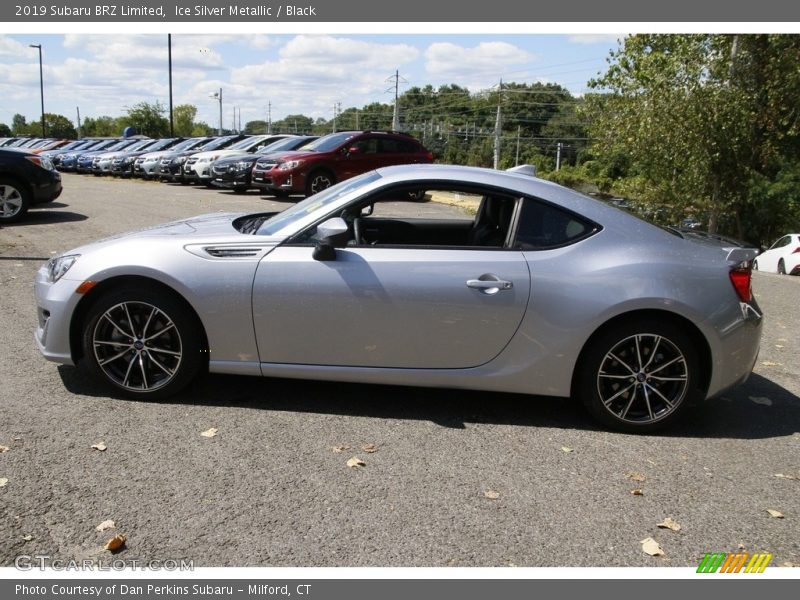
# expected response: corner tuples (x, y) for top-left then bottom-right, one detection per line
(34, 165), (762, 432)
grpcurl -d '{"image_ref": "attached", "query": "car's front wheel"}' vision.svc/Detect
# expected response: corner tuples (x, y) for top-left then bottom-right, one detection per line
(305, 170), (335, 196)
(576, 319), (701, 432)
(0, 178), (31, 223)
(81, 285), (205, 399)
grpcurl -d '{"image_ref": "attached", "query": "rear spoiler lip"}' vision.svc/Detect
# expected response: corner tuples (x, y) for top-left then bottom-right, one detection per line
(725, 247), (759, 265)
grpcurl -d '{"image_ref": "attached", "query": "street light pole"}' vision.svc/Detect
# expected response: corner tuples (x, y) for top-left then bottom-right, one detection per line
(168, 34), (174, 137)
(29, 44), (45, 137)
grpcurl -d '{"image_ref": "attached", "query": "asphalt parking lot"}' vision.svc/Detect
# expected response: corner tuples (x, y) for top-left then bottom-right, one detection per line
(1, 174), (798, 568)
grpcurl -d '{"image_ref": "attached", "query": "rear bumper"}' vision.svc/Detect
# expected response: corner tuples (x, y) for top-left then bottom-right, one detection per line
(30, 171), (62, 206)
(705, 300), (763, 398)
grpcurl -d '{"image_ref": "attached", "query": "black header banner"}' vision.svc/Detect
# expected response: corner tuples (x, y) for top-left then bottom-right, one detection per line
(3, 0), (800, 22)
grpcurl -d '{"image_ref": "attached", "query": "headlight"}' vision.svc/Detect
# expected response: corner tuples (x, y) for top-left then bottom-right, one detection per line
(122, 157), (134, 164)
(25, 155), (55, 171)
(46, 254), (80, 283)
(278, 160), (304, 171)
(235, 161), (252, 171)
(172, 156), (188, 165)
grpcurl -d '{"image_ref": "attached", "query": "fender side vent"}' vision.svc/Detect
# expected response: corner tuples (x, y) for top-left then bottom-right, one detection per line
(203, 246), (264, 258)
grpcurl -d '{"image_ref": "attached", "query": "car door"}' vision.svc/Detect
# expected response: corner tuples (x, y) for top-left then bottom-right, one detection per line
(252, 245), (530, 369)
(338, 137), (383, 181)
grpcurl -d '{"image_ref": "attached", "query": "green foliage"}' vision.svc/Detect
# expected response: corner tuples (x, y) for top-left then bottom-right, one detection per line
(585, 34), (800, 242)
(81, 116), (120, 137)
(173, 104), (197, 137)
(12, 114), (27, 134)
(42, 113), (77, 138)
(191, 122), (214, 137)
(119, 101), (169, 138)
(0, 123), (11, 136)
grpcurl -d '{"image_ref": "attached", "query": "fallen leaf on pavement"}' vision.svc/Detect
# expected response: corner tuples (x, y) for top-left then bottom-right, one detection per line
(626, 472), (646, 482)
(0, 445), (9, 453)
(640, 537), (664, 556)
(200, 428), (218, 438)
(0, 478), (8, 487)
(657, 517), (681, 532)
(332, 446), (350, 453)
(749, 396), (773, 406)
(346, 457), (366, 468)
(95, 520), (115, 532)
(631, 489), (644, 496)
(779, 562), (797, 567)
(760, 361), (781, 367)
(361, 444), (378, 453)
(775, 344), (784, 349)
(22, 535), (33, 541)
(91, 442), (107, 451)
(561, 447), (573, 453)
(766, 509), (785, 519)
(104, 534), (126, 552)
(484, 490), (500, 500)
(774, 473), (798, 480)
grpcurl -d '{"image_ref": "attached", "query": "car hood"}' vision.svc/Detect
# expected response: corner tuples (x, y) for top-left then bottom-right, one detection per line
(139, 149), (182, 160)
(268, 150), (317, 162)
(190, 150), (248, 160)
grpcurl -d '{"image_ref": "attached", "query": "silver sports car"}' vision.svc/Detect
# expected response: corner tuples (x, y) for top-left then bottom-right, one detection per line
(34, 165), (762, 432)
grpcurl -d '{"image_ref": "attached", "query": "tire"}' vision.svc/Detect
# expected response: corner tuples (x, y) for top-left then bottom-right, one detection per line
(752, 260), (759, 271)
(576, 318), (701, 433)
(305, 170), (335, 196)
(271, 189), (290, 198)
(81, 285), (205, 400)
(778, 259), (786, 275)
(232, 187), (248, 194)
(407, 189), (427, 202)
(0, 178), (31, 223)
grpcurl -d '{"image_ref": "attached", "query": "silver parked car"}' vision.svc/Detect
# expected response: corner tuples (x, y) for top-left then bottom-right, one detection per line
(34, 165), (762, 432)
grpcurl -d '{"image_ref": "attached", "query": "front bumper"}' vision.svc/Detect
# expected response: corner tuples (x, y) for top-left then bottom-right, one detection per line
(34, 266), (83, 366)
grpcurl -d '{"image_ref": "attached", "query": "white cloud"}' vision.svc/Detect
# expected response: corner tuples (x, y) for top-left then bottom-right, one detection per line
(425, 42), (534, 82)
(0, 35), (39, 59)
(567, 34), (623, 45)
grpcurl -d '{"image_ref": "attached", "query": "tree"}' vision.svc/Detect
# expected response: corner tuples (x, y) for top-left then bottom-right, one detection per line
(587, 35), (800, 240)
(119, 101), (169, 138)
(81, 116), (121, 137)
(12, 114), (27, 135)
(191, 122), (214, 136)
(0, 123), (11, 136)
(173, 104), (197, 137)
(42, 113), (77, 138)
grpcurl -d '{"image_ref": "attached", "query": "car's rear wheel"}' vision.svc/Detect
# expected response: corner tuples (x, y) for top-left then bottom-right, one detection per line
(576, 319), (701, 432)
(81, 285), (205, 399)
(0, 178), (30, 223)
(232, 187), (248, 194)
(305, 170), (335, 196)
(778, 259), (786, 275)
(752, 259), (759, 271)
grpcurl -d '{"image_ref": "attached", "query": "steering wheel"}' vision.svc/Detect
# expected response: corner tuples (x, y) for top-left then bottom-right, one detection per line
(353, 217), (364, 245)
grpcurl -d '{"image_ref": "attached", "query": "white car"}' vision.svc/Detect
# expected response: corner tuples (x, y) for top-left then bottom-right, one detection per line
(133, 137), (211, 178)
(754, 233), (800, 275)
(182, 135), (289, 185)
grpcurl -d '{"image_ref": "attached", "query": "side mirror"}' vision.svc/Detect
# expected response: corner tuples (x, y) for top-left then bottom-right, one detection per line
(347, 146), (362, 155)
(312, 217), (349, 261)
(360, 204), (374, 217)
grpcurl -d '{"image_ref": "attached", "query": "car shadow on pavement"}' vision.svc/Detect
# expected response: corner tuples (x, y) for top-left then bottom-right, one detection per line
(57, 367), (799, 438)
(7, 211), (88, 226)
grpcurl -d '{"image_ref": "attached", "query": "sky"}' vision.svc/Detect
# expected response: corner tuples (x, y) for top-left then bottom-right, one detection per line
(0, 34), (621, 132)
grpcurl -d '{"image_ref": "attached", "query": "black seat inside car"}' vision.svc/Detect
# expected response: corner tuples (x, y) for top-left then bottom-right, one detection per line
(470, 197), (514, 247)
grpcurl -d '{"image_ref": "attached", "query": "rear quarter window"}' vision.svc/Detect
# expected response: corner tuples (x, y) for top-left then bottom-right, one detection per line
(514, 198), (598, 250)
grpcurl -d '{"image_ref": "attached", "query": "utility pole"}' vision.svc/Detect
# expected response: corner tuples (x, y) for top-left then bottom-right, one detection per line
(515, 125), (521, 166)
(267, 102), (272, 134)
(493, 79), (502, 170)
(332, 104), (338, 133)
(556, 142), (562, 171)
(29, 43), (45, 137)
(167, 34), (174, 137)
(392, 69), (400, 131)
(355, 109), (359, 130)
(232, 106), (236, 133)
(238, 105), (241, 133)
(76, 106), (82, 139)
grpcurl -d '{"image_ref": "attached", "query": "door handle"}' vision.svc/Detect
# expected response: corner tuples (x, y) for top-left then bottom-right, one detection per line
(466, 277), (513, 294)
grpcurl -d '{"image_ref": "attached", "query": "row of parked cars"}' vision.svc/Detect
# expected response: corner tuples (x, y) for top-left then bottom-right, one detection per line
(49, 130), (434, 198)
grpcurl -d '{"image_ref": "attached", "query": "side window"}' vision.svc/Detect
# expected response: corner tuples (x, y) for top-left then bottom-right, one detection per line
(771, 236), (790, 249)
(514, 198), (596, 250)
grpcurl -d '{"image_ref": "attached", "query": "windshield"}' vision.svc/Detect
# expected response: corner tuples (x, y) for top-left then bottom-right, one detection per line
(228, 136), (263, 150)
(144, 138), (177, 151)
(169, 138), (206, 152)
(198, 136), (237, 151)
(257, 171), (382, 236)
(128, 139), (157, 151)
(255, 137), (310, 154)
(298, 132), (357, 153)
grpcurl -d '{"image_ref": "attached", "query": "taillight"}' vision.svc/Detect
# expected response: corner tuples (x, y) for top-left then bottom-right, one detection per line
(426, 152), (434, 161)
(729, 267), (752, 303)
(792, 247), (800, 254)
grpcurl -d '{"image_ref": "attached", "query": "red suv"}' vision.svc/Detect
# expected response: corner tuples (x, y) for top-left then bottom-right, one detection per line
(251, 130), (433, 196)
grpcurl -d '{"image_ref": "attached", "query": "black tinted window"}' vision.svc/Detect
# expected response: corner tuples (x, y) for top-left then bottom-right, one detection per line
(515, 199), (595, 250)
